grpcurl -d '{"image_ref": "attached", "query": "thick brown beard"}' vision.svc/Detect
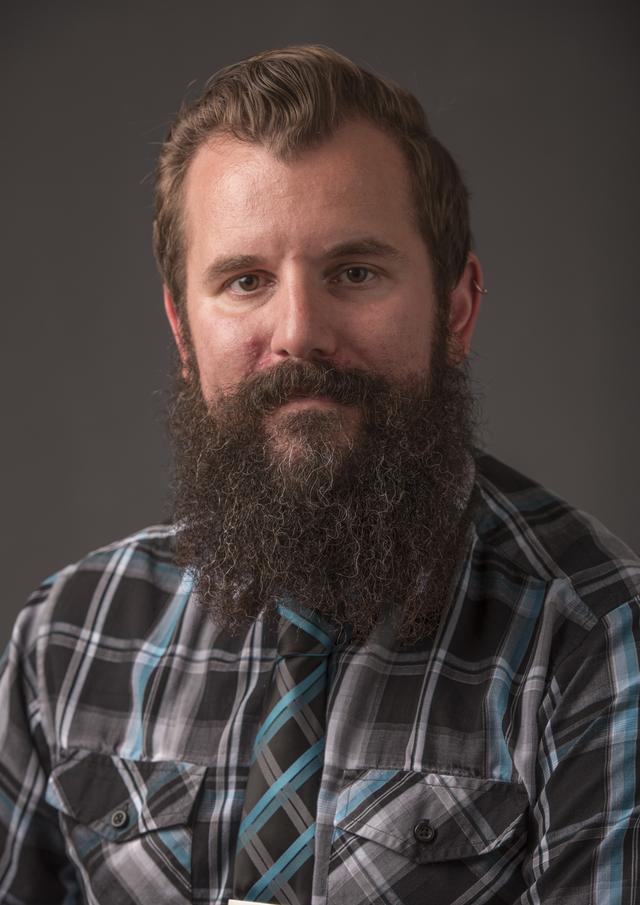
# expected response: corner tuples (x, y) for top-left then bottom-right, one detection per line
(168, 325), (478, 646)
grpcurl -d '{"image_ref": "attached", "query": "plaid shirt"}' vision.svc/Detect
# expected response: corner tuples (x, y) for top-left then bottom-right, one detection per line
(1, 453), (639, 904)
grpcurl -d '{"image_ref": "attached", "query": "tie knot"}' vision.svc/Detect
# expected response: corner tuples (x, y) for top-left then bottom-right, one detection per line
(276, 601), (336, 657)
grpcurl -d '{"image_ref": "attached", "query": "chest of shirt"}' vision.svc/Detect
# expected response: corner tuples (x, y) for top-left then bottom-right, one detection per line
(43, 641), (535, 904)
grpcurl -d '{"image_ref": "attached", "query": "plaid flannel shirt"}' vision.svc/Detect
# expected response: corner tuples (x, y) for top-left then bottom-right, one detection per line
(1, 452), (639, 904)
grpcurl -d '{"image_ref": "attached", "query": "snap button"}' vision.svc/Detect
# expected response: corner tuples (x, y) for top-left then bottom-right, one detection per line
(413, 819), (437, 844)
(111, 808), (129, 829)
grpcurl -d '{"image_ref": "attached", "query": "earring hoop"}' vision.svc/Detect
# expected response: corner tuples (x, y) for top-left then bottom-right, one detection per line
(472, 279), (488, 295)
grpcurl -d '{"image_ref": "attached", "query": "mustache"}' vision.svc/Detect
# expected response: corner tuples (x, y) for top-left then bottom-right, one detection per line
(213, 359), (394, 415)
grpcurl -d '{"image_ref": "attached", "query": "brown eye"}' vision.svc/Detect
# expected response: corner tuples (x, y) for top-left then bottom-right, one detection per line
(345, 267), (371, 283)
(331, 266), (379, 290)
(230, 274), (261, 292)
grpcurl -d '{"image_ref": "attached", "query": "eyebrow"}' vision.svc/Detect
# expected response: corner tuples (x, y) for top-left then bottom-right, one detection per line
(203, 255), (263, 284)
(323, 237), (406, 262)
(201, 237), (406, 285)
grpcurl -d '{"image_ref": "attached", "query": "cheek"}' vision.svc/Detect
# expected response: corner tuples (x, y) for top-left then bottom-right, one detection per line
(354, 311), (432, 376)
(397, 303), (435, 370)
(190, 319), (262, 396)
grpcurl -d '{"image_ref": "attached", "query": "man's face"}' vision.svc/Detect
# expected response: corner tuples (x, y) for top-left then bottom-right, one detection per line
(165, 119), (482, 643)
(167, 119), (476, 444)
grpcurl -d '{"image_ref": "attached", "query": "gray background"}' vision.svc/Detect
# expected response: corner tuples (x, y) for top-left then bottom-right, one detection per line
(2, 0), (638, 647)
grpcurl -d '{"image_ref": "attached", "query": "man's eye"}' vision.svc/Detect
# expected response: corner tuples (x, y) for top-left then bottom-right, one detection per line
(228, 274), (262, 293)
(336, 266), (377, 285)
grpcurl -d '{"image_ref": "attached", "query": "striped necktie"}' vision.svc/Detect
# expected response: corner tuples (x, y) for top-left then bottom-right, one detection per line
(232, 602), (335, 904)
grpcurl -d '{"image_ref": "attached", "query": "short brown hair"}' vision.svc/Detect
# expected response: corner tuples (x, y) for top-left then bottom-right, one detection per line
(153, 44), (470, 314)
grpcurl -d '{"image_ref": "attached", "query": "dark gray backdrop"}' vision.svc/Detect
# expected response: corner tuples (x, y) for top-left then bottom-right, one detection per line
(2, 0), (638, 647)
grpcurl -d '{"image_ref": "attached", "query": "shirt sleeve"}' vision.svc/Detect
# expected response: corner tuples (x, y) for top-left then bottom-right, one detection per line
(0, 600), (81, 903)
(521, 596), (640, 904)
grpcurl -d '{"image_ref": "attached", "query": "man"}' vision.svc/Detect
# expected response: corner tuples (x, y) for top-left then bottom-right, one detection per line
(0, 44), (638, 905)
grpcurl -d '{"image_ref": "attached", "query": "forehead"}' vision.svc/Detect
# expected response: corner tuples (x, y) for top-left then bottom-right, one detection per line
(181, 119), (421, 254)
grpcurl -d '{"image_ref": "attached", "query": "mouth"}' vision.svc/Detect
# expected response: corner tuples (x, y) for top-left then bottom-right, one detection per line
(278, 395), (336, 410)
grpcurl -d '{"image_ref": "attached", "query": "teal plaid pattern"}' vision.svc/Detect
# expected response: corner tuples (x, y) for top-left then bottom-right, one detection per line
(232, 602), (335, 904)
(3, 455), (640, 903)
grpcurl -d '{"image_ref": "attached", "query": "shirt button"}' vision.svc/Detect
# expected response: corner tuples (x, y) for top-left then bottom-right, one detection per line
(111, 808), (129, 829)
(413, 819), (437, 844)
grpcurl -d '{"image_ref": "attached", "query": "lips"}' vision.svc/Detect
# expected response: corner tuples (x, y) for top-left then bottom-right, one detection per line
(277, 396), (337, 410)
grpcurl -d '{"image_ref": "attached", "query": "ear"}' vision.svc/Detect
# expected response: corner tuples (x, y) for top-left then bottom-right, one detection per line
(163, 285), (190, 376)
(447, 253), (485, 363)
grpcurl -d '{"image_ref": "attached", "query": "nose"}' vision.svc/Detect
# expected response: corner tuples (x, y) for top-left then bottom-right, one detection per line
(269, 274), (338, 362)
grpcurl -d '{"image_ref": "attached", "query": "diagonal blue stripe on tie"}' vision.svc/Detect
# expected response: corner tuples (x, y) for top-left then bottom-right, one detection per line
(237, 738), (325, 846)
(246, 822), (317, 902)
(277, 603), (334, 651)
(253, 663), (326, 754)
(254, 674), (326, 756)
(232, 606), (336, 904)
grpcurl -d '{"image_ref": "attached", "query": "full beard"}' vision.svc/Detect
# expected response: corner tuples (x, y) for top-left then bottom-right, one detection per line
(168, 323), (478, 646)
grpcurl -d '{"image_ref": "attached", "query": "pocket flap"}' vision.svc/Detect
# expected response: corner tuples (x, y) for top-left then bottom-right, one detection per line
(335, 769), (528, 863)
(45, 749), (206, 842)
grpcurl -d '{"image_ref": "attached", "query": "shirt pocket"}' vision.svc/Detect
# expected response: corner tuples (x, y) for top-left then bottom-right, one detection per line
(45, 749), (207, 904)
(329, 768), (528, 905)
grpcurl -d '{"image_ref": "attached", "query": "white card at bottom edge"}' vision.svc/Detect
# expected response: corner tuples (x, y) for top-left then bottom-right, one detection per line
(228, 900), (273, 904)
